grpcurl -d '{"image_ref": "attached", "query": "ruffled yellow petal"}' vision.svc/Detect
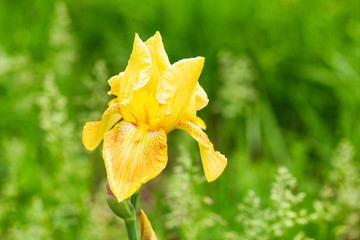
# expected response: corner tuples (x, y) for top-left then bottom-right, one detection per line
(156, 57), (205, 132)
(176, 120), (227, 182)
(103, 121), (168, 202)
(181, 82), (209, 125)
(118, 32), (170, 127)
(108, 97), (118, 107)
(145, 31), (171, 90)
(194, 82), (209, 110)
(140, 209), (158, 240)
(107, 72), (124, 96)
(119, 34), (151, 108)
(82, 104), (122, 151)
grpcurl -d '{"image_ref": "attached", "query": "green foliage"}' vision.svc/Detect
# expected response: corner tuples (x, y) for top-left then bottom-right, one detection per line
(0, 0), (359, 239)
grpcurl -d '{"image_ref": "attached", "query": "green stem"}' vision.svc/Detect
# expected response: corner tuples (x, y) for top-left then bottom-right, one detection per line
(130, 188), (140, 209)
(124, 218), (139, 240)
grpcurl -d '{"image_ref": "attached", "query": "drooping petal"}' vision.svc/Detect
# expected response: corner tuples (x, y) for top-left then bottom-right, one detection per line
(103, 121), (168, 202)
(82, 104), (122, 151)
(156, 57), (205, 132)
(119, 34), (151, 107)
(107, 72), (124, 96)
(140, 209), (158, 240)
(145, 31), (171, 89)
(175, 120), (227, 182)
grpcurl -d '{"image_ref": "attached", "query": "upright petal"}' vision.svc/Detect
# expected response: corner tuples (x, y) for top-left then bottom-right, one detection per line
(181, 82), (209, 124)
(156, 57), (205, 132)
(140, 209), (158, 240)
(145, 31), (171, 89)
(82, 104), (122, 150)
(119, 34), (151, 106)
(194, 82), (209, 111)
(175, 120), (227, 182)
(107, 72), (124, 96)
(103, 121), (168, 202)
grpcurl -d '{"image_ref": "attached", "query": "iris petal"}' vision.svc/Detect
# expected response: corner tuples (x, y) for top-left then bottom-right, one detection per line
(181, 82), (209, 124)
(145, 31), (171, 90)
(176, 120), (227, 182)
(156, 57), (205, 132)
(103, 121), (168, 202)
(107, 72), (123, 96)
(119, 34), (151, 106)
(108, 97), (118, 107)
(82, 104), (122, 150)
(194, 82), (209, 111)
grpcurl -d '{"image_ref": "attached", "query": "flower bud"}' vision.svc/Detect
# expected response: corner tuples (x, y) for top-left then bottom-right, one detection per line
(106, 180), (136, 221)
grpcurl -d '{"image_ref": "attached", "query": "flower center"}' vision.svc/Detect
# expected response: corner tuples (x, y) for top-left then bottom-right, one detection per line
(133, 123), (149, 142)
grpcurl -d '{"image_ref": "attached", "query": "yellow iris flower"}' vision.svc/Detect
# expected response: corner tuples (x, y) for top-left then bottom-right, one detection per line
(82, 32), (227, 202)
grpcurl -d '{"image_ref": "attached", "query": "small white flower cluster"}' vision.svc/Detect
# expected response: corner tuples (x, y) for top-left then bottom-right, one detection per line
(314, 140), (360, 240)
(233, 167), (316, 240)
(79, 59), (110, 122)
(38, 73), (74, 157)
(226, 140), (360, 240)
(216, 51), (258, 119)
(49, 2), (76, 75)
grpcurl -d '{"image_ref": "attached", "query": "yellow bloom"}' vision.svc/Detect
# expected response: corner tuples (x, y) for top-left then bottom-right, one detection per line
(82, 32), (227, 202)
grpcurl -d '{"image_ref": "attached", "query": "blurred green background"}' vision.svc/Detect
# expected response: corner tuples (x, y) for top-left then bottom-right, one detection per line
(1, 0), (360, 239)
